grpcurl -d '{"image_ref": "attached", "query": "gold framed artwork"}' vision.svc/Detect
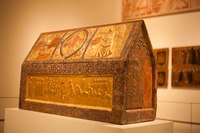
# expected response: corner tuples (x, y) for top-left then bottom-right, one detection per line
(172, 46), (200, 88)
(153, 48), (169, 87)
(122, 0), (200, 20)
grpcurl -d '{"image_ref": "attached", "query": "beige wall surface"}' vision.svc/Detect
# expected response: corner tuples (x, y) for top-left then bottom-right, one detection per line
(144, 12), (200, 103)
(0, 0), (200, 131)
(0, 0), (122, 123)
(0, 0), (121, 98)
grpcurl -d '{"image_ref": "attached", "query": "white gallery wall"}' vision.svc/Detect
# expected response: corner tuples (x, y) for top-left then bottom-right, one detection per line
(0, 0), (121, 98)
(0, 0), (121, 132)
(144, 12), (200, 133)
(145, 12), (200, 105)
(0, 0), (200, 132)
(0, 0), (121, 120)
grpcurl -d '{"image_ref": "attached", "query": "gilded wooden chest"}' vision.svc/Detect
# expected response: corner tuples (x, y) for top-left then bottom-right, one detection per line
(19, 20), (157, 124)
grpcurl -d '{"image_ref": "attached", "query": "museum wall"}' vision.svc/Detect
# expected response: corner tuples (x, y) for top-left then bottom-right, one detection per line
(0, 0), (200, 132)
(144, 12), (200, 133)
(145, 12), (200, 107)
(0, 0), (121, 132)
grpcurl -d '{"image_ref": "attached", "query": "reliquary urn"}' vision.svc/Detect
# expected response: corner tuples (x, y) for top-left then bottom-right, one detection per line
(19, 20), (157, 124)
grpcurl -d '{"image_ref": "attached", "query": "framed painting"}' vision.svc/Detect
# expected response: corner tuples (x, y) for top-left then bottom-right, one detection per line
(172, 46), (200, 88)
(153, 48), (169, 87)
(122, 0), (200, 20)
(157, 68), (168, 87)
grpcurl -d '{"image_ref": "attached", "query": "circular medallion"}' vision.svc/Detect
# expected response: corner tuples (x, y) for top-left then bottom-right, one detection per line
(60, 30), (88, 59)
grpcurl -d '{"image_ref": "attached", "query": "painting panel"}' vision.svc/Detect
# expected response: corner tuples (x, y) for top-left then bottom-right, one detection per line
(153, 48), (169, 87)
(172, 46), (200, 88)
(27, 32), (65, 61)
(157, 69), (168, 87)
(122, 0), (200, 20)
(26, 23), (134, 61)
(153, 48), (169, 68)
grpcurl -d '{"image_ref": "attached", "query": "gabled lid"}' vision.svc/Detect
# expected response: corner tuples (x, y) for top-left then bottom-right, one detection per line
(25, 21), (143, 62)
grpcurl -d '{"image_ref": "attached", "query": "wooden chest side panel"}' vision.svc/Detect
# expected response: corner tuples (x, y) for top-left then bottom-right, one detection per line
(19, 61), (125, 124)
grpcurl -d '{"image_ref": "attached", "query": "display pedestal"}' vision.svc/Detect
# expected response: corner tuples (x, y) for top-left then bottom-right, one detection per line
(4, 108), (173, 133)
